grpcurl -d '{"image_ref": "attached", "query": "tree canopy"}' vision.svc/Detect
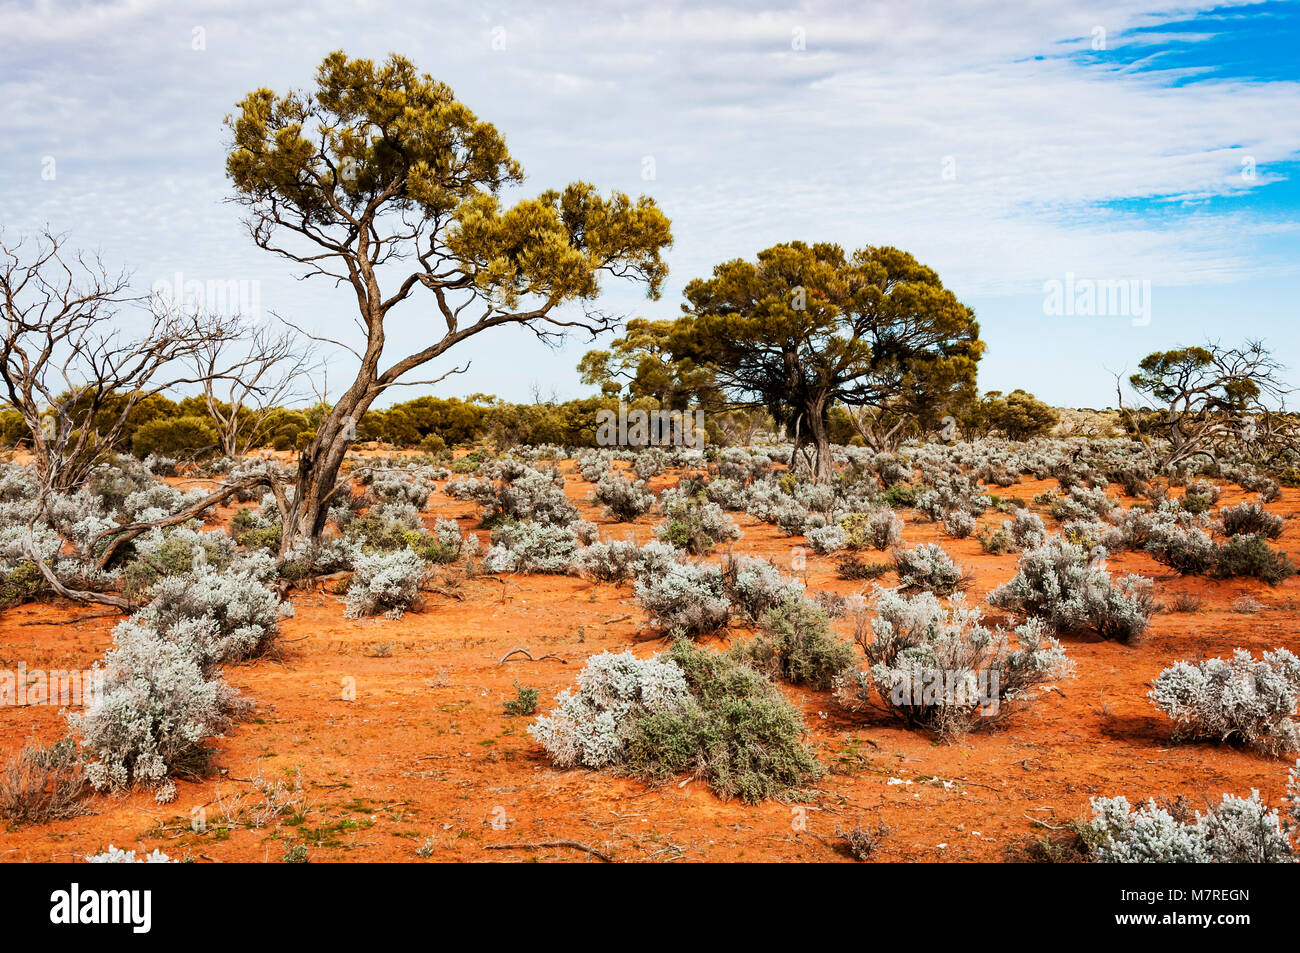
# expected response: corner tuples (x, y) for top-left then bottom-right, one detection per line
(671, 241), (982, 478)
(225, 51), (672, 547)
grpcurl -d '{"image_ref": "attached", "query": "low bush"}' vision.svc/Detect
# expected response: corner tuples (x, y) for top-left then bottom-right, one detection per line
(1088, 791), (1294, 863)
(835, 588), (1074, 741)
(836, 554), (892, 581)
(721, 556), (804, 621)
(623, 639), (823, 803)
(0, 736), (90, 827)
(635, 561), (731, 636)
(591, 474), (655, 521)
(943, 510), (976, 539)
(1219, 502), (1283, 539)
(532, 641), (824, 803)
(482, 522), (582, 575)
(576, 540), (644, 584)
(655, 498), (740, 555)
(1214, 534), (1296, 586)
(70, 626), (245, 792)
(735, 596), (855, 690)
(140, 562), (283, 668)
(842, 508), (902, 551)
(344, 548), (426, 619)
(988, 538), (1154, 642)
(805, 523), (848, 554)
(1150, 649), (1300, 756)
(891, 543), (966, 595)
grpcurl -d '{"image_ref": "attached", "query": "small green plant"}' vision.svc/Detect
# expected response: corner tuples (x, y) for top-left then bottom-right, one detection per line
(282, 843), (309, 863)
(503, 681), (539, 716)
(836, 555), (891, 581)
(734, 597), (855, 690)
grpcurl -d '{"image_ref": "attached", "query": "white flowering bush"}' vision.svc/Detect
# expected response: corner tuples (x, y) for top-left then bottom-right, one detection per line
(988, 537), (1154, 642)
(591, 474), (656, 521)
(344, 547), (426, 618)
(891, 543), (966, 595)
(85, 845), (175, 863)
(528, 651), (694, 769)
(836, 587), (1074, 740)
(1088, 791), (1294, 863)
(1150, 649), (1300, 755)
(806, 522), (848, 554)
(70, 625), (244, 792)
(635, 561), (730, 636)
(482, 522), (582, 574)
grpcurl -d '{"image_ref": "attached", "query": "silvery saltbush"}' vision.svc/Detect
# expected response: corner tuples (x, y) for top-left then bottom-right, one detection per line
(482, 522), (583, 575)
(70, 624), (244, 792)
(344, 547), (426, 618)
(86, 845), (175, 863)
(1088, 791), (1294, 863)
(635, 560), (731, 636)
(988, 537), (1154, 642)
(528, 650), (693, 769)
(806, 522), (848, 554)
(722, 555), (805, 621)
(591, 473), (656, 521)
(1150, 648), (1300, 756)
(836, 587), (1073, 741)
(892, 543), (966, 595)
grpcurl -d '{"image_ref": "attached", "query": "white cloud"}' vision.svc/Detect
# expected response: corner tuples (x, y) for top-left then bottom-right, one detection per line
(1, 0), (1297, 406)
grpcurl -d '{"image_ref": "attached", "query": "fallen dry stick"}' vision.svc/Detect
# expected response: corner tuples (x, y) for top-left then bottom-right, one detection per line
(497, 647), (568, 665)
(482, 840), (613, 862)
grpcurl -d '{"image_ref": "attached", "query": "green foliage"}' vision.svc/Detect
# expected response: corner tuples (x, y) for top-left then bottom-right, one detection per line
(735, 597), (856, 690)
(0, 561), (44, 609)
(1214, 535), (1296, 586)
(578, 317), (721, 408)
(503, 682), (540, 717)
(130, 415), (219, 459)
(963, 389), (1059, 440)
(623, 640), (823, 804)
(675, 242), (982, 476)
(882, 482), (916, 508)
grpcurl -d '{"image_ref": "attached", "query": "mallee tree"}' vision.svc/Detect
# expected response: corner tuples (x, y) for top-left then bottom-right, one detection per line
(226, 51), (672, 552)
(673, 241), (982, 480)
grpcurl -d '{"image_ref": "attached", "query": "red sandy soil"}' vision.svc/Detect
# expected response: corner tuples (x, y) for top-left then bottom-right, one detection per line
(2, 460), (1297, 863)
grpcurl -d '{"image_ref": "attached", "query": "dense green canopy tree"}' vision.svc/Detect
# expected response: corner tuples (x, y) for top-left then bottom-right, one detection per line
(674, 242), (982, 480)
(226, 51), (672, 551)
(963, 389), (1059, 440)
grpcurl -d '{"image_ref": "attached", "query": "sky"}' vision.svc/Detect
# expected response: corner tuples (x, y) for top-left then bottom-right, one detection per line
(2, 0), (1298, 410)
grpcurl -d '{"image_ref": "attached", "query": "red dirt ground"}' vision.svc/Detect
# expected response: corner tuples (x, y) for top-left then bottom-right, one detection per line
(2, 461), (1297, 863)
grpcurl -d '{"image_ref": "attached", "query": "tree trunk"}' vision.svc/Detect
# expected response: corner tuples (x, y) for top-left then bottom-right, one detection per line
(807, 412), (834, 483)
